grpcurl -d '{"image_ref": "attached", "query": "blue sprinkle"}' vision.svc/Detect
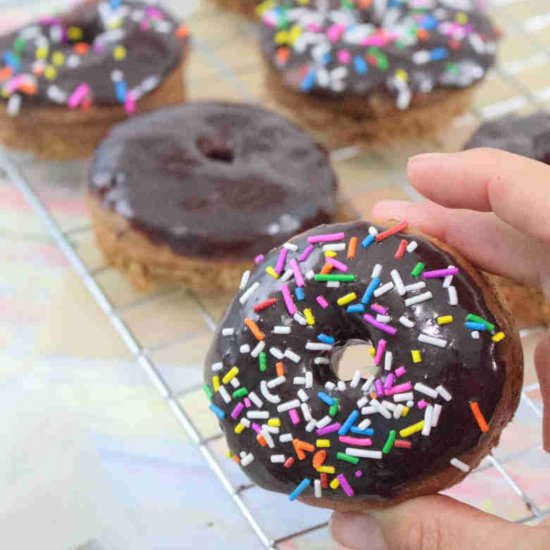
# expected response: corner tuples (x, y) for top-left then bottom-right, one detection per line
(421, 14), (438, 30)
(295, 287), (305, 301)
(361, 234), (375, 249)
(338, 410), (360, 436)
(347, 304), (365, 314)
(361, 277), (380, 305)
(3, 50), (20, 71)
(318, 391), (335, 406)
(321, 52), (332, 66)
(115, 80), (127, 103)
(318, 333), (335, 345)
(209, 403), (225, 420)
(353, 55), (368, 75)
(289, 478), (311, 501)
(351, 427), (375, 436)
(465, 321), (487, 331)
(431, 47), (448, 62)
(300, 69), (316, 92)
(109, 0), (121, 8)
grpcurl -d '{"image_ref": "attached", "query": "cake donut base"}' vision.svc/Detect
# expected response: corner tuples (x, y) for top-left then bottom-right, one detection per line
(298, 228), (523, 512)
(265, 67), (475, 146)
(0, 57), (187, 161)
(87, 194), (358, 292)
(210, 0), (258, 18)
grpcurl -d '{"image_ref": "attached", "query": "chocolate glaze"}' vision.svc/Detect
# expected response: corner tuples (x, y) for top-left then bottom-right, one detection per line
(89, 101), (338, 259)
(0, 1), (187, 108)
(204, 221), (508, 501)
(464, 112), (550, 165)
(259, 0), (497, 108)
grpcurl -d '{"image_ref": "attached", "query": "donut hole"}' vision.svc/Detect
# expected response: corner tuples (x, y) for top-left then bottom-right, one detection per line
(332, 340), (380, 382)
(197, 135), (235, 163)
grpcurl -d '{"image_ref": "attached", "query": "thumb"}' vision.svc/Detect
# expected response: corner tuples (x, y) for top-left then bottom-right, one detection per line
(534, 330), (550, 452)
(330, 495), (550, 550)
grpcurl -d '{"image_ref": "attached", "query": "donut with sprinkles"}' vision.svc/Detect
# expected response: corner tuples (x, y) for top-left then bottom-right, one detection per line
(204, 220), (522, 508)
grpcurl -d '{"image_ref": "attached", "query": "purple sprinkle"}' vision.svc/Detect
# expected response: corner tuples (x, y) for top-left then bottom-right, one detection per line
(385, 382), (413, 395)
(374, 339), (387, 366)
(254, 254), (265, 265)
(316, 423), (341, 436)
(363, 314), (397, 336)
(418, 399), (428, 409)
(307, 232), (345, 244)
(290, 258), (305, 287)
(337, 474), (355, 497)
(395, 366), (407, 378)
(282, 284), (297, 316)
(244, 397), (251, 408)
(422, 267), (460, 279)
(316, 295), (329, 309)
(375, 379), (384, 397)
(252, 423), (262, 434)
(355, 470), (363, 478)
(371, 303), (388, 315)
(384, 373), (395, 390)
(289, 409), (300, 425)
(231, 402), (244, 419)
(327, 258), (348, 272)
(299, 244), (314, 262)
(274, 248), (288, 275)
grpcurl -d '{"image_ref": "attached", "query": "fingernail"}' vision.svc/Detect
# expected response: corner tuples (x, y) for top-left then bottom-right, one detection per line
(408, 152), (449, 163)
(330, 512), (387, 550)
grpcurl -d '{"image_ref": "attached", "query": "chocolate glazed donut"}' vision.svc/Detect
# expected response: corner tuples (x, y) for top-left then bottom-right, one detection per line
(204, 221), (522, 510)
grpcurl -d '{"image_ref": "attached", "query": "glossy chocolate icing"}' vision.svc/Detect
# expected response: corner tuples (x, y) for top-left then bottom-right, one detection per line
(204, 221), (508, 501)
(89, 101), (338, 259)
(259, 0), (497, 108)
(464, 112), (550, 165)
(0, 1), (187, 108)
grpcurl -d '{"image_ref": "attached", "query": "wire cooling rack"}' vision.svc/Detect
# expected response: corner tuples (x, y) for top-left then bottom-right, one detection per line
(1, 0), (550, 547)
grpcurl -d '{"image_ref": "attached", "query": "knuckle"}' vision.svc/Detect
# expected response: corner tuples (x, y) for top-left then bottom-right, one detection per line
(401, 518), (443, 550)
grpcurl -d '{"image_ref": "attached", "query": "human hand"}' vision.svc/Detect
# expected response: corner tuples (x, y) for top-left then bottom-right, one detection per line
(331, 148), (550, 550)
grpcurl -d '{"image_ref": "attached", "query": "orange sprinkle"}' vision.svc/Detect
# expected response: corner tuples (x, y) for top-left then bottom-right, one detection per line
(32, 64), (44, 76)
(244, 317), (265, 341)
(370, 391), (377, 400)
(73, 42), (89, 55)
(256, 433), (267, 447)
(375, 220), (409, 242)
(313, 450), (327, 469)
(469, 402), (489, 433)
(17, 82), (37, 95)
(293, 439), (306, 460)
(347, 236), (358, 260)
(357, 0), (372, 7)
(320, 263), (334, 275)
(298, 440), (315, 453)
(176, 23), (189, 39)
(232, 455), (240, 463)
(394, 440), (412, 449)
(81, 97), (92, 112)
(276, 47), (290, 65)
(0, 67), (13, 81)
(276, 362), (285, 377)
(417, 28), (429, 41)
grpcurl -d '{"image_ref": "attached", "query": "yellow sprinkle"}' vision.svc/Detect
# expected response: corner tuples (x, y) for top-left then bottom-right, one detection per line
(411, 350), (422, 363)
(212, 375), (220, 392)
(265, 266), (279, 279)
(113, 45), (127, 61)
(370, 346), (376, 357)
(395, 68), (408, 82)
(402, 406), (410, 417)
(337, 292), (357, 306)
(67, 26), (84, 41)
(456, 12), (468, 24)
(324, 250), (337, 258)
(399, 421), (425, 438)
(316, 439), (331, 448)
(36, 46), (49, 60)
(304, 308), (315, 325)
(225, 451), (233, 458)
(492, 332), (505, 343)
(274, 30), (289, 45)
(317, 465), (335, 474)
(234, 423), (245, 434)
(256, 0), (275, 16)
(0, 88), (8, 99)
(52, 51), (65, 66)
(287, 24), (302, 46)
(437, 315), (454, 325)
(267, 418), (281, 427)
(222, 366), (239, 385)
(44, 65), (57, 80)
(329, 477), (340, 489)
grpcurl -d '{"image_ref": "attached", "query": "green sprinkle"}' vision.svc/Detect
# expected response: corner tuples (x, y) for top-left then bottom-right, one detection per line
(466, 313), (495, 332)
(337, 452), (359, 465)
(340, 0), (354, 8)
(329, 399), (339, 417)
(259, 351), (267, 372)
(383, 430), (397, 454)
(13, 37), (26, 52)
(203, 384), (213, 401)
(232, 387), (249, 398)
(314, 274), (357, 282)
(411, 262), (425, 278)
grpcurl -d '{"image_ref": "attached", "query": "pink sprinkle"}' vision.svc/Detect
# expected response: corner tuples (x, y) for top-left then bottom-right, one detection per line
(316, 423), (341, 436)
(254, 254), (265, 265)
(140, 20), (150, 31)
(252, 423), (262, 433)
(385, 382), (413, 395)
(274, 248), (288, 275)
(418, 400), (428, 410)
(374, 339), (387, 366)
(231, 402), (244, 419)
(422, 267), (460, 279)
(363, 314), (397, 336)
(307, 232), (345, 244)
(124, 91), (136, 115)
(289, 409), (300, 425)
(361, 35), (388, 47)
(384, 373), (395, 390)
(337, 474), (355, 497)
(327, 258), (348, 272)
(299, 244), (314, 262)
(339, 436), (372, 447)
(282, 284), (297, 316)
(371, 304), (388, 315)
(68, 83), (90, 109)
(244, 397), (251, 408)
(395, 366), (407, 378)
(290, 259), (305, 287)
(327, 24), (345, 43)
(375, 379), (384, 397)
(338, 49), (351, 64)
(355, 470), (363, 478)
(145, 6), (164, 18)
(306, 23), (321, 32)
(316, 295), (329, 309)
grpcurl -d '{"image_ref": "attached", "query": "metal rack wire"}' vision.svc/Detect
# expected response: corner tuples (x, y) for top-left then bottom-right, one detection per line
(1, 0), (550, 547)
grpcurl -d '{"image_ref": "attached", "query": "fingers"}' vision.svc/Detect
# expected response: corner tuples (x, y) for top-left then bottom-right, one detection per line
(534, 330), (550, 453)
(331, 495), (550, 550)
(407, 149), (550, 246)
(372, 199), (542, 287)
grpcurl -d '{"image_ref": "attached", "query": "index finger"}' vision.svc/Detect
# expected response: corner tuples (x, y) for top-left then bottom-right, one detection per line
(407, 148), (550, 245)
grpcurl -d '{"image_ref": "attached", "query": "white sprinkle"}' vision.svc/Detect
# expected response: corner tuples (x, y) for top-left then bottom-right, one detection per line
(393, 404), (404, 419)
(325, 381), (336, 390)
(433, 403), (442, 427)
(422, 405), (434, 436)
(230, 377), (240, 388)
(261, 380), (281, 404)
(393, 392), (414, 402)
(281, 269), (293, 282)
(443, 266), (455, 288)
(405, 282), (426, 292)
(391, 269), (406, 295)
(384, 351), (393, 371)
(419, 334), (448, 348)
(300, 402), (312, 421)
(263, 425), (279, 434)
(294, 312), (307, 326)
(317, 416), (331, 429)
(437, 385), (453, 402)
(407, 400), (414, 408)
(273, 326), (291, 334)
(376, 314), (391, 323)
(267, 376), (286, 389)
(240, 344), (251, 353)
(381, 400), (396, 411)
(314, 357), (330, 365)
(222, 328), (235, 337)
(361, 375), (375, 392)
(414, 382), (438, 399)
(305, 372), (313, 388)
(406, 241), (418, 253)
(357, 418), (371, 430)
(374, 281), (394, 297)
(260, 430), (275, 448)
(370, 399), (392, 419)
(298, 389), (309, 403)
(7, 94), (21, 117)
(277, 399), (301, 412)
(361, 406), (376, 415)
(241, 453), (254, 467)
(350, 370), (362, 388)
(306, 419), (317, 432)
(356, 396), (368, 408)
(399, 316), (415, 328)
(293, 377), (306, 385)
(241, 418), (251, 428)
(270, 455), (285, 463)
(448, 285), (458, 306)
(284, 349), (301, 363)
(306, 342), (332, 351)
(239, 281), (259, 304)
(305, 270), (315, 280)
(412, 50), (431, 64)
(450, 458), (470, 473)
(269, 347), (284, 359)
(279, 433), (293, 443)
(249, 392), (263, 408)
(345, 449), (383, 459)
(218, 386), (231, 403)
(211, 362), (223, 372)
(371, 264), (382, 278)
(368, 226), (379, 236)
(314, 479), (322, 498)
(251, 341), (265, 358)
(337, 381), (346, 392)
(247, 410), (269, 419)
(471, 331), (480, 339)
(323, 243), (346, 251)
(405, 291), (433, 307)
(327, 281), (341, 288)
(284, 242), (298, 251)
